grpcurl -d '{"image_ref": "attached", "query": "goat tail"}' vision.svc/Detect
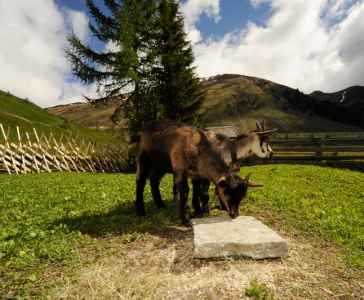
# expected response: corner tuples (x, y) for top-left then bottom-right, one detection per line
(130, 133), (141, 144)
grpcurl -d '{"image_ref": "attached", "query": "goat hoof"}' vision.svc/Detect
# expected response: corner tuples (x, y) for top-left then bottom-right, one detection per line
(182, 220), (191, 227)
(203, 206), (210, 214)
(157, 202), (166, 209)
(136, 209), (146, 216)
(192, 211), (203, 218)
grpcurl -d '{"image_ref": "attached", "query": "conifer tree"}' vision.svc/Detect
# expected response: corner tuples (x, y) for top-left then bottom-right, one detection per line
(66, 0), (159, 132)
(66, 0), (206, 132)
(155, 0), (206, 123)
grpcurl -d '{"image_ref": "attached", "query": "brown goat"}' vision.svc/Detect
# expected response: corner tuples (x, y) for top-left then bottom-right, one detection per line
(173, 122), (277, 210)
(130, 120), (258, 227)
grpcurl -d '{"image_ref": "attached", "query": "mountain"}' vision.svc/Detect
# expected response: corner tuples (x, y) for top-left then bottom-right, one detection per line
(309, 85), (364, 104)
(0, 90), (125, 145)
(46, 74), (363, 134)
(198, 74), (362, 132)
(309, 86), (364, 127)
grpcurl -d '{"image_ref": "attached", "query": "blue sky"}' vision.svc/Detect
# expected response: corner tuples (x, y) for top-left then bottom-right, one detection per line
(195, 1), (273, 38)
(1, 0), (363, 108)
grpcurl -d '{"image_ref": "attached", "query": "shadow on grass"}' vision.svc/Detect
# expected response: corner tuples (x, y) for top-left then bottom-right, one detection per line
(49, 199), (183, 238)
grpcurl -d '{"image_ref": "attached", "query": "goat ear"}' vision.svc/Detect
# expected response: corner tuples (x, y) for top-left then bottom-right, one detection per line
(216, 185), (230, 214)
(258, 128), (278, 137)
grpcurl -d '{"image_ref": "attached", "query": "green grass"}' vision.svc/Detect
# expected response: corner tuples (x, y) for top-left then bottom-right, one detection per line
(0, 165), (363, 297)
(239, 164), (364, 267)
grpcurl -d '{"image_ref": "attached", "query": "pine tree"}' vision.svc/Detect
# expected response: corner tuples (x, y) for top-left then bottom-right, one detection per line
(66, 0), (159, 132)
(66, 0), (206, 132)
(155, 0), (206, 124)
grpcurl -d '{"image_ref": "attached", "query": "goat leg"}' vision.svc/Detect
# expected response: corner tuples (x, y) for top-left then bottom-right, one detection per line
(135, 177), (147, 216)
(150, 172), (166, 209)
(176, 179), (191, 227)
(201, 179), (211, 214)
(172, 183), (179, 201)
(192, 179), (203, 217)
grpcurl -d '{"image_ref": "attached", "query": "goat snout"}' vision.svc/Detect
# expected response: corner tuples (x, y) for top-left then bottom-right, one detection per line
(229, 209), (239, 219)
(266, 151), (273, 159)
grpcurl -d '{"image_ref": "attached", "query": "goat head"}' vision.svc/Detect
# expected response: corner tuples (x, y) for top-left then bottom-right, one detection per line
(216, 173), (263, 218)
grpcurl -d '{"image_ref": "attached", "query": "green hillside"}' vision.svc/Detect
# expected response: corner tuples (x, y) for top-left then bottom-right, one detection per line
(0, 90), (125, 145)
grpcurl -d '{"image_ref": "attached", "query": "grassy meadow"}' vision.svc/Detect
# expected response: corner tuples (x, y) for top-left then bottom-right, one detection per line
(0, 164), (363, 298)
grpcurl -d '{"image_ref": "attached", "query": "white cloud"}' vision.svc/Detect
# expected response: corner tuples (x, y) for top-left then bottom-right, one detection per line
(250, 0), (271, 9)
(0, 0), (94, 108)
(181, 0), (364, 94)
(1, 0), (362, 110)
(180, 0), (221, 43)
(66, 9), (89, 43)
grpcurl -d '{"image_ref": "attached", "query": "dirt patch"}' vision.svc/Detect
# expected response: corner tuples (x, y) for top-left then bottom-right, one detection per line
(47, 225), (364, 299)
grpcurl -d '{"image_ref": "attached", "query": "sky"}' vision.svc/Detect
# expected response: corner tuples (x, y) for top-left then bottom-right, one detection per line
(0, 0), (364, 108)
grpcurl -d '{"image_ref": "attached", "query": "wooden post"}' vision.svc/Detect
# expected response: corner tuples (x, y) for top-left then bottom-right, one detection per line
(4, 126), (19, 174)
(53, 134), (71, 172)
(25, 132), (39, 173)
(33, 130), (50, 172)
(44, 134), (62, 171)
(0, 125), (12, 174)
(96, 143), (111, 172)
(89, 141), (105, 173)
(16, 127), (27, 174)
(60, 142), (79, 172)
(73, 138), (95, 172)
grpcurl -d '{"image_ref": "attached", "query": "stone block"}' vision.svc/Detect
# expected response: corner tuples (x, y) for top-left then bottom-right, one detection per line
(191, 216), (288, 259)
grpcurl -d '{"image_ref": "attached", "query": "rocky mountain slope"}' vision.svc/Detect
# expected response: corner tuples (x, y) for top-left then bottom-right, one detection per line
(46, 74), (363, 134)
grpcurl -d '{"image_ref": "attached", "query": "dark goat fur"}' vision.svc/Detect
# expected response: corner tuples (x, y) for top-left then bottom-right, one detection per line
(173, 123), (276, 207)
(130, 120), (253, 227)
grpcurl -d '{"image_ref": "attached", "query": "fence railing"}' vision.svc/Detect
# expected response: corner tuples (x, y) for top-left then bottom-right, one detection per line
(0, 125), (129, 174)
(245, 131), (364, 170)
(4, 126), (363, 174)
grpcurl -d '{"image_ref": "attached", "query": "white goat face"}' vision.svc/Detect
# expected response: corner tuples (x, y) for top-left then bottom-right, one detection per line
(251, 135), (274, 158)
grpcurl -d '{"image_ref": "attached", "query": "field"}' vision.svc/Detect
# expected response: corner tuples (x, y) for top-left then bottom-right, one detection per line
(1, 165), (363, 299)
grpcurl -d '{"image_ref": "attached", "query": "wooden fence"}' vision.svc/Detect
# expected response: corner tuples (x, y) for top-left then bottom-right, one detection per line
(245, 131), (364, 170)
(0, 125), (129, 174)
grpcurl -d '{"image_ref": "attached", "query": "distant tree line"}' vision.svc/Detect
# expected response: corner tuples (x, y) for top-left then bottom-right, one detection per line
(281, 88), (364, 128)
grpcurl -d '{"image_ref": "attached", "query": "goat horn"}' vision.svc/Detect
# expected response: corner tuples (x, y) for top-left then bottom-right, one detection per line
(243, 178), (263, 187)
(243, 173), (252, 186)
(256, 121), (262, 131)
(258, 128), (278, 137)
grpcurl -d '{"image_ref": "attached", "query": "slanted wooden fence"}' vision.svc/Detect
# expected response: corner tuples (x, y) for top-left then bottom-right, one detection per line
(245, 132), (364, 170)
(0, 125), (129, 174)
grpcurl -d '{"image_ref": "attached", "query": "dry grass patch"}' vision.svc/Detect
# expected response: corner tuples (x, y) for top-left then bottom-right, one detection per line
(46, 225), (363, 300)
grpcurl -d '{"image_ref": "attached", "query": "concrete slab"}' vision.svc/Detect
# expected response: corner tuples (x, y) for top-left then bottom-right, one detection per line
(191, 216), (288, 259)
